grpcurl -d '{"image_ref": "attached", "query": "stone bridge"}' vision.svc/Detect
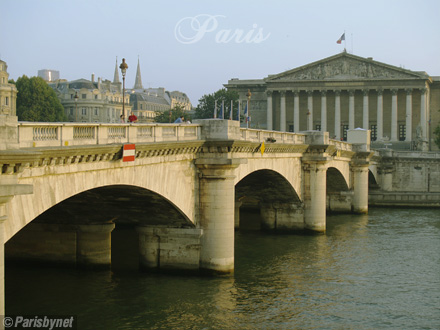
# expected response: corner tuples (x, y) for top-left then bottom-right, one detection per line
(0, 119), (373, 313)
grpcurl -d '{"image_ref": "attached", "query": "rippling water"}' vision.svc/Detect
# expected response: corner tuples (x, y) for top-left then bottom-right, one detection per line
(6, 208), (440, 329)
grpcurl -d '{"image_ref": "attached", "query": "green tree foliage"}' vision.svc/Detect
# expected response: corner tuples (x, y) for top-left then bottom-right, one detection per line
(15, 75), (66, 122)
(434, 123), (440, 149)
(154, 104), (190, 123)
(194, 88), (239, 119)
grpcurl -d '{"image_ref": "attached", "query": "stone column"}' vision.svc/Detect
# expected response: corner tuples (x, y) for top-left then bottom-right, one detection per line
(293, 90), (300, 132)
(76, 223), (115, 269)
(195, 159), (241, 274)
(321, 90), (327, 132)
(266, 91), (273, 131)
(377, 89), (383, 141)
(391, 89), (398, 141)
(420, 88), (427, 140)
(363, 89), (369, 129)
(307, 90), (313, 130)
(334, 90), (341, 140)
(280, 91), (286, 132)
(405, 89), (413, 142)
(349, 90), (355, 130)
(302, 160), (327, 233)
(351, 165), (369, 214)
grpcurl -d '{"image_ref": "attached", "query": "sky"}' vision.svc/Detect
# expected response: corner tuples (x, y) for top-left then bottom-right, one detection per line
(1, 0), (439, 106)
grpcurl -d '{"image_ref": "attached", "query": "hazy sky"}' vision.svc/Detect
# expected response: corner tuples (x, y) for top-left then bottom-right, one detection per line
(1, 0), (439, 105)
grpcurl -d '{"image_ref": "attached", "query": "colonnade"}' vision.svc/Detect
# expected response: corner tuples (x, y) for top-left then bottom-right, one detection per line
(266, 87), (429, 142)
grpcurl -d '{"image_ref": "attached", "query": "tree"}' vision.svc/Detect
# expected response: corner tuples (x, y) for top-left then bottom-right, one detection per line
(434, 123), (440, 149)
(194, 88), (239, 119)
(15, 75), (66, 122)
(154, 104), (190, 123)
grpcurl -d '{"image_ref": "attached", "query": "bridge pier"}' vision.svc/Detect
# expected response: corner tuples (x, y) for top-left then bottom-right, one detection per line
(327, 191), (353, 213)
(303, 162), (327, 233)
(196, 159), (242, 274)
(351, 165), (370, 214)
(76, 223), (115, 269)
(136, 226), (202, 272)
(260, 202), (304, 232)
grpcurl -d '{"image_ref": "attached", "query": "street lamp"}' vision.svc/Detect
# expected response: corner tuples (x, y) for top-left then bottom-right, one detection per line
(74, 91), (78, 122)
(119, 58), (128, 119)
(246, 89), (251, 128)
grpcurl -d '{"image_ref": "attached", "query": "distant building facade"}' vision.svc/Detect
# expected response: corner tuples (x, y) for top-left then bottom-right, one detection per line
(225, 52), (440, 150)
(0, 59), (17, 116)
(49, 60), (131, 123)
(38, 69), (60, 82)
(128, 58), (192, 122)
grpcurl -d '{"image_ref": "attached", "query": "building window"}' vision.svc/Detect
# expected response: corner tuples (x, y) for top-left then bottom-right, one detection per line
(95, 95), (98, 100)
(399, 125), (406, 141)
(289, 125), (294, 132)
(69, 107), (73, 115)
(82, 94), (86, 99)
(94, 108), (98, 116)
(371, 124), (377, 141)
(81, 107), (87, 115)
(342, 125), (349, 141)
(315, 124), (321, 131)
(5, 97), (9, 106)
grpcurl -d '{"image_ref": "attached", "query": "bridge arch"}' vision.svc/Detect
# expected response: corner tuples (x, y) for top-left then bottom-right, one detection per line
(235, 169), (303, 232)
(326, 167), (352, 213)
(8, 158), (198, 242)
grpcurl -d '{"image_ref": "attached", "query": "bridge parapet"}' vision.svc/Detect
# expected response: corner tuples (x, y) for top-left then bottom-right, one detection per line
(17, 122), (202, 148)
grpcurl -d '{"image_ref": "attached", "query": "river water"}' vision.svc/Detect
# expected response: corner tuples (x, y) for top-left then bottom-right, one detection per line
(6, 208), (440, 329)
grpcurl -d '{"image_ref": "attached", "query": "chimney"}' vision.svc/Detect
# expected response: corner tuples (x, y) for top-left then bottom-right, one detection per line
(91, 73), (95, 82)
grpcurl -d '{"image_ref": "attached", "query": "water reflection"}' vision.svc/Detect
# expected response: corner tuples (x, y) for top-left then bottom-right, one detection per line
(6, 208), (440, 330)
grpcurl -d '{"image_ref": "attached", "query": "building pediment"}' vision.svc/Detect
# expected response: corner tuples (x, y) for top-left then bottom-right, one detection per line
(267, 53), (429, 82)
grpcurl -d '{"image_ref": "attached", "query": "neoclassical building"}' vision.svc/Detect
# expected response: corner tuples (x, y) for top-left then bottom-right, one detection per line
(0, 60), (17, 116)
(225, 52), (439, 150)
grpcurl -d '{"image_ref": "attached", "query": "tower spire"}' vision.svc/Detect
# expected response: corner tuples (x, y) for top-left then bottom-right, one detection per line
(133, 56), (143, 90)
(113, 56), (120, 83)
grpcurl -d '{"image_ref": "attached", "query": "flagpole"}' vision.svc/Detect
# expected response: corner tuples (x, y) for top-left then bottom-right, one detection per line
(344, 29), (346, 52)
(230, 100), (233, 120)
(246, 89), (251, 129)
(221, 100), (224, 119)
(214, 100), (217, 118)
(237, 101), (240, 121)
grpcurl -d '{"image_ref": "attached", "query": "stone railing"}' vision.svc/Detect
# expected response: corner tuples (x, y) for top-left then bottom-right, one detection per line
(329, 139), (353, 152)
(17, 122), (202, 148)
(240, 128), (306, 144)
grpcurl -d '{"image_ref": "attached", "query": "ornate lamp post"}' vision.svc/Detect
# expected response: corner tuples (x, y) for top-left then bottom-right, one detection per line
(119, 58), (128, 119)
(74, 91), (78, 122)
(246, 89), (251, 128)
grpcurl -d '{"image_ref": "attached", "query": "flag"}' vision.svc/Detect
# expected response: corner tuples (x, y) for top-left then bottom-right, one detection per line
(122, 144), (135, 162)
(337, 33), (345, 44)
(244, 103), (248, 123)
(214, 100), (217, 118)
(260, 141), (265, 156)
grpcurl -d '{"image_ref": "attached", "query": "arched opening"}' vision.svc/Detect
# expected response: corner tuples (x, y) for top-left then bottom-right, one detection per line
(5, 185), (192, 271)
(235, 170), (302, 232)
(368, 170), (380, 190)
(326, 167), (351, 213)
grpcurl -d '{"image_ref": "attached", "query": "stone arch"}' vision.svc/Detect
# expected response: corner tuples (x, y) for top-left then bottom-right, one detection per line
(326, 167), (351, 213)
(235, 169), (303, 231)
(368, 168), (380, 190)
(8, 159), (197, 242)
(29, 185), (194, 229)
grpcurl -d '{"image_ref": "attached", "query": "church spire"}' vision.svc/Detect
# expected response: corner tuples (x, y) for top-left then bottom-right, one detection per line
(133, 56), (143, 90)
(113, 56), (120, 83)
